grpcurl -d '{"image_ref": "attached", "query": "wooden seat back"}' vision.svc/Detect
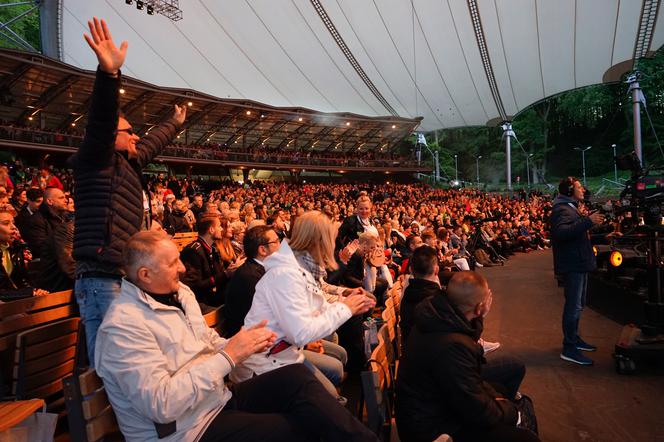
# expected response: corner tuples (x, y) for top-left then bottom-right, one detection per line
(63, 369), (123, 442)
(360, 338), (393, 439)
(203, 305), (225, 336)
(11, 317), (80, 407)
(0, 290), (75, 399)
(172, 232), (198, 251)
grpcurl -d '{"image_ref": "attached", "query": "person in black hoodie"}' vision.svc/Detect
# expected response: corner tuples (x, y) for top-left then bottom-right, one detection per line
(395, 272), (539, 442)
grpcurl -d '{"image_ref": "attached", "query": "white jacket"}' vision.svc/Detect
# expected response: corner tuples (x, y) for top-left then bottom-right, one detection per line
(95, 279), (232, 442)
(232, 240), (352, 382)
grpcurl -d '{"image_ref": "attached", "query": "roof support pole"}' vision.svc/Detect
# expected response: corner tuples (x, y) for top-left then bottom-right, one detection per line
(628, 73), (644, 166)
(501, 123), (514, 191)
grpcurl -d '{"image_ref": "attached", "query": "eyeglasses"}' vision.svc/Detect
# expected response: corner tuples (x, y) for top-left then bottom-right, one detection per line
(261, 240), (280, 247)
(117, 128), (135, 136)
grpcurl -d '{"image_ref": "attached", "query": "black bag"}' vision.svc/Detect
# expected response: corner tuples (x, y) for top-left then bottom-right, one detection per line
(515, 394), (539, 435)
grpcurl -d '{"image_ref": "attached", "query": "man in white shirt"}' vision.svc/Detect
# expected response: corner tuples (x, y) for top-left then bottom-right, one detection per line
(95, 230), (377, 442)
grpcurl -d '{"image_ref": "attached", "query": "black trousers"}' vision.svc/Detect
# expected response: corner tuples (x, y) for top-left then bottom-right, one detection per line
(481, 353), (526, 400)
(454, 425), (540, 442)
(200, 364), (377, 442)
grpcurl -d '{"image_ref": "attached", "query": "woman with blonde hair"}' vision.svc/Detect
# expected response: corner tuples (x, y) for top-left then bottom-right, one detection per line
(233, 210), (375, 396)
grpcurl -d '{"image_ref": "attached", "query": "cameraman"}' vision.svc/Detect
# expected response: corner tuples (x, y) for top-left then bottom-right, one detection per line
(550, 177), (604, 366)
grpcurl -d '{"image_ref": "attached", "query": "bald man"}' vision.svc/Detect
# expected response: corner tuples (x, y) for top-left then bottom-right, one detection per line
(19, 186), (68, 259)
(396, 272), (539, 442)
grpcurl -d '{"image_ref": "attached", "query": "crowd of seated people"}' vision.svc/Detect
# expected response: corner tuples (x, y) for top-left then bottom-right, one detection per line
(2, 164), (555, 439)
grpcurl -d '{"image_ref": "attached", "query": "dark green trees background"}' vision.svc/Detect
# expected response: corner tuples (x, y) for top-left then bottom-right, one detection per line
(423, 49), (664, 188)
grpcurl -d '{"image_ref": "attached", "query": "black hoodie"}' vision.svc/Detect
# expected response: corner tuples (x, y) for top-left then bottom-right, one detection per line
(395, 295), (517, 442)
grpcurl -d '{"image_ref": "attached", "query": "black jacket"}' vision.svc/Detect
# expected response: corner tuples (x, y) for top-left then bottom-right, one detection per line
(550, 195), (596, 274)
(399, 278), (441, 348)
(0, 241), (36, 301)
(395, 296), (517, 442)
(70, 68), (179, 276)
(343, 252), (365, 288)
(223, 259), (265, 336)
(180, 238), (226, 306)
(336, 215), (371, 251)
(36, 216), (75, 292)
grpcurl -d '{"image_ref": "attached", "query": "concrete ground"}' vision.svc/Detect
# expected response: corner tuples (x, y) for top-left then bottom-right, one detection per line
(480, 249), (664, 442)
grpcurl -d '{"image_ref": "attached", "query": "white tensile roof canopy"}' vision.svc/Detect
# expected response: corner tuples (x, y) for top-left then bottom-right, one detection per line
(60, 0), (664, 132)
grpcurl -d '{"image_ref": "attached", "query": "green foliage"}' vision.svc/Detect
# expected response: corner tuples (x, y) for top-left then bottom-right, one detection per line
(425, 47), (664, 187)
(0, 1), (41, 51)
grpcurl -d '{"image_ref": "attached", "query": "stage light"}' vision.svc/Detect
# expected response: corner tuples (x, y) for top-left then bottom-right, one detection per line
(610, 251), (623, 267)
(119, 88), (125, 94)
(593, 246), (598, 256)
(392, 124), (396, 129)
(298, 117), (303, 122)
(136, 1), (144, 10)
(126, 0), (133, 4)
(147, 5), (154, 15)
(187, 101), (193, 107)
(246, 110), (252, 116)
(71, 123), (76, 127)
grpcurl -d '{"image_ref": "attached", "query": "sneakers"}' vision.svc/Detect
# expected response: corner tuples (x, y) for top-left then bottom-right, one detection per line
(479, 338), (501, 354)
(475, 262), (484, 268)
(576, 338), (597, 352)
(560, 348), (593, 365)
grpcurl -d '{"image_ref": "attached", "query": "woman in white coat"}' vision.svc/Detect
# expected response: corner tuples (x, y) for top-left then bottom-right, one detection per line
(232, 211), (375, 395)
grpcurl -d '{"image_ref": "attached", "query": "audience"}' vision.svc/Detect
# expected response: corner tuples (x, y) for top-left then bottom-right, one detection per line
(395, 272), (539, 442)
(233, 211), (375, 398)
(95, 230), (377, 442)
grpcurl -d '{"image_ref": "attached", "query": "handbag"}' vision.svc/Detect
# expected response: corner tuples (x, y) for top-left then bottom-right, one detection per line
(514, 394), (539, 435)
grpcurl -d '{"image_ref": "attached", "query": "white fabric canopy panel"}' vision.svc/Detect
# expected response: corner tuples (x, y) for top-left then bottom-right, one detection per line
(60, 0), (664, 132)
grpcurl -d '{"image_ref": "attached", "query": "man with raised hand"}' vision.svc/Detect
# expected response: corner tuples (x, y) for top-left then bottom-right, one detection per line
(71, 18), (186, 365)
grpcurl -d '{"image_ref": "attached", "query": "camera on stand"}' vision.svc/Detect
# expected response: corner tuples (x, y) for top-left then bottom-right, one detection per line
(602, 152), (664, 374)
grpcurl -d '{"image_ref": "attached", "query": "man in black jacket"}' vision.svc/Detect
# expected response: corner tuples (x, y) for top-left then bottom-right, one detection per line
(20, 187), (68, 260)
(180, 215), (227, 307)
(550, 177), (604, 366)
(71, 18), (186, 364)
(223, 225), (280, 336)
(395, 272), (538, 442)
(13, 188), (42, 245)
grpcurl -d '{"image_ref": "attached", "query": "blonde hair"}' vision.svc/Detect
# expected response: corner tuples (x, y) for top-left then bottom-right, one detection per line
(358, 231), (378, 247)
(289, 210), (338, 270)
(356, 195), (372, 206)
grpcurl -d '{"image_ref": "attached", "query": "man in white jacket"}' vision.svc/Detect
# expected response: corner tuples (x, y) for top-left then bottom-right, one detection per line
(95, 230), (377, 442)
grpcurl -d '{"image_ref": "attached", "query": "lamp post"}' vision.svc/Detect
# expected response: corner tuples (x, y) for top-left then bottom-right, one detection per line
(454, 154), (458, 182)
(526, 153), (534, 188)
(574, 146), (592, 186)
(612, 144), (618, 182)
(476, 155), (482, 186)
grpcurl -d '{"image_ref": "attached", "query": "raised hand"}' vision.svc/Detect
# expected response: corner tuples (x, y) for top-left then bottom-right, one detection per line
(172, 104), (187, 126)
(83, 17), (128, 74)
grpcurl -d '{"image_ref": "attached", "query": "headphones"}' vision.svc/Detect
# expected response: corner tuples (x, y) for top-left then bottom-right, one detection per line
(558, 176), (576, 197)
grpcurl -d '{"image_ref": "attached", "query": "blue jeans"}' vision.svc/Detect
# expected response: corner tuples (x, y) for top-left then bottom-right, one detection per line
(74, 277), (122, 367)
(561, 272), (588, 351)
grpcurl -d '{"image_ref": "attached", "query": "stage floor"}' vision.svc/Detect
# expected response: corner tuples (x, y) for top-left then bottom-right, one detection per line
(480, 249), (664, 442)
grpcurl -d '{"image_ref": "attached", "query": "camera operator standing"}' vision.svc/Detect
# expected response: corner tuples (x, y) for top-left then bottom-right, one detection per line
(551, 177), (604, 365)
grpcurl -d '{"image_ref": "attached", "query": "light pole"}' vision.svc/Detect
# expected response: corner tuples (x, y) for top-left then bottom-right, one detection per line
(526, 153), (534, 188)
(454, 154), (458, 182)
(574, 146), (592, 186)
(476, 155), (482, 186)
(612, 144), (618, 182)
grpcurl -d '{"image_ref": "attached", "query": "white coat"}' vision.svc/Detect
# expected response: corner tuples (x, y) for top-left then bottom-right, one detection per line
(95, 279), (232, 442)
(232, 240), (352, 382)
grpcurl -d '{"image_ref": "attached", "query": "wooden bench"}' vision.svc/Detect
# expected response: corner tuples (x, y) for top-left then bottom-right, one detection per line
(203, 305), (226, 337)
(11, 317), (80, 415)
(360, 337), (393, 440)
(63, 369), (123, 442)
(172, 232), (198, 251)
(0, 398), (45, 432)
(0, 290), (76, 401)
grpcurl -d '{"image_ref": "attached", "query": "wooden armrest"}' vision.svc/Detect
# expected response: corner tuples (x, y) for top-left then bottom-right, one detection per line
(0, 399), (45, 431)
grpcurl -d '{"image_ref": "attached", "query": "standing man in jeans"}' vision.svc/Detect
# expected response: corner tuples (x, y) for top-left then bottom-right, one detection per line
(550, 177), (604, 365)
(70, 17), (186, 364)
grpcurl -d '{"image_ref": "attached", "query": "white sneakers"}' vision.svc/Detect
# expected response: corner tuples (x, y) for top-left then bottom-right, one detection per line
(479, 338), (501, 354)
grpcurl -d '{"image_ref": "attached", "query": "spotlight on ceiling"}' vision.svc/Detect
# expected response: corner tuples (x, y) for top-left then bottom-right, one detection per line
(125, 0), (133, 4)
(136, 1), (144, 11)
(147, 5), (154, 15)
